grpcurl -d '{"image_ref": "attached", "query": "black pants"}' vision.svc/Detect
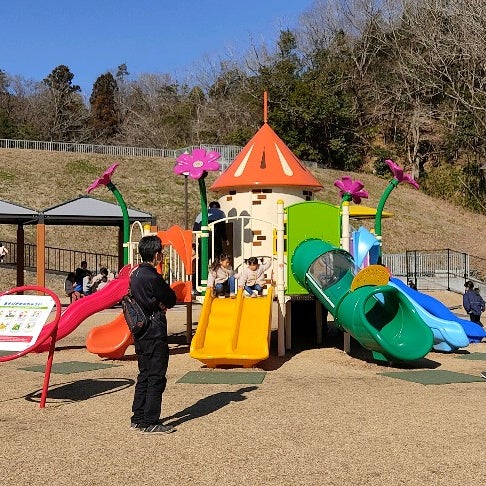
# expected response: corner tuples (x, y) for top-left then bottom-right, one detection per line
(470, 313), (483, 326)
(131, 332), (169, 427)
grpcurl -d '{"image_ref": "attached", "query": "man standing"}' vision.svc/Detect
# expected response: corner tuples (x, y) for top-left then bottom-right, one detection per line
(130, 235), (177, 434)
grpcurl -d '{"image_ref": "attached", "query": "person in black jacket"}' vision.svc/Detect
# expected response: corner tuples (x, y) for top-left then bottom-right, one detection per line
(463, 280), (485, 326)
(129, 235), (177, 434)
(193, 201), (229, 260)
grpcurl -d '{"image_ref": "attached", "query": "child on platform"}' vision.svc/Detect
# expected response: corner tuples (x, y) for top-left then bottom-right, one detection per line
(207, 253), (236, 298)
(236, 256), (272, 297)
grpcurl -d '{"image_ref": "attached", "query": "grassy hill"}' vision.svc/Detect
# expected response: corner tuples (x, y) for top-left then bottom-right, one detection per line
(0, 148), (485, 293)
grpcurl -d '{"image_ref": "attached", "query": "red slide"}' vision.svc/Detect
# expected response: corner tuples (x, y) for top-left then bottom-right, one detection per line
(34, 265), (131, 353)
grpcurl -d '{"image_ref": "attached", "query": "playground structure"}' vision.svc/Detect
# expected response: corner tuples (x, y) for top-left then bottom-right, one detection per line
(185, 114), (485, 367)
(2, 98), (486, 380)
(81, 110), (482, 368)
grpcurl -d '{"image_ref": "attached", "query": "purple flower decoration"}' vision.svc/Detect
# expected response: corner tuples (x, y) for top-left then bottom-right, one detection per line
(385, 159), (419, 189)
(174, 148), (221, 179)
(334, 176), (369, 204)
(87, 162), (119, 193)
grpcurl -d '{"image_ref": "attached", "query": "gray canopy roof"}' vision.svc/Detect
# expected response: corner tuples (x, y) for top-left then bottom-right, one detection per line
(0, 199), (38, 224)
(0, 196), (155, 226)
(41, 195), (155, 226)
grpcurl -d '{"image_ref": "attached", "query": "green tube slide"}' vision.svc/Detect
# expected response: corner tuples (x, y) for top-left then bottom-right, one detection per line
(291, 239), (433, 362)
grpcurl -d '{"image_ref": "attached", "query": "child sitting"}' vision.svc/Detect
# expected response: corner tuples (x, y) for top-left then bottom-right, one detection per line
(64, 272), (81, 303)
(82, 271), (93, 296)
(236, 256), (272, 297)
(207, 253), (236, 298)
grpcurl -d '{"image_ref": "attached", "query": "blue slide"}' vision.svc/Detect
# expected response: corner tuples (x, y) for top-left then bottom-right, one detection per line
(389, 280), (468, 351)
(390, 277), (486, 344)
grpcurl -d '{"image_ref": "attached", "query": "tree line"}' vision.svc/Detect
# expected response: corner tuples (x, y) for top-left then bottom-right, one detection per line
(1, 0), (486, 213)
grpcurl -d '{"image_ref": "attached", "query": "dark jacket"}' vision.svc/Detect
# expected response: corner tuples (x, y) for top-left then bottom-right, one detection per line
(75, 267), (89, 286)
(130, 263), (176, 339)
(463, 289), (485, 316)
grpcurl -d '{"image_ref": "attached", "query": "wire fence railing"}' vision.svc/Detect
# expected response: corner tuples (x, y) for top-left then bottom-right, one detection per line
(1, 240), (118, 276)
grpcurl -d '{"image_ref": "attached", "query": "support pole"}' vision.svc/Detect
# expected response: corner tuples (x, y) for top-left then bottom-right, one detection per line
(341, 201), (351, 354)
(198, 177), (209, 292)
(16, 224), (25, 288)
(276, 199), (286, 356)
(36, 214), (45, 288)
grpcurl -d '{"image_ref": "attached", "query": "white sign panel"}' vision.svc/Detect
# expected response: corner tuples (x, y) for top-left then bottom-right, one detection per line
(0, 295), (55, 352)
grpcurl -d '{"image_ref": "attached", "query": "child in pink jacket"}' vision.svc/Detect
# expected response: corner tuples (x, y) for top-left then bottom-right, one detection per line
(207, 253), (236, 298)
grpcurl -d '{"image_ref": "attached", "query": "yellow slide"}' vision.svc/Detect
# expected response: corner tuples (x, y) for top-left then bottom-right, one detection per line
(190, 287), (273, 368)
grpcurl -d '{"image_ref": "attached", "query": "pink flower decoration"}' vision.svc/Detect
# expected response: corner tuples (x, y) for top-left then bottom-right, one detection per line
(334, 176), (369, 204)
(87, 162), (120, 193)
(174, 148), (221, 179)
(385, 159), (419, 189)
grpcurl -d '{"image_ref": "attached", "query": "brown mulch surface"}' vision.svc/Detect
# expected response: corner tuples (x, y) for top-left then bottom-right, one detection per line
(1, 294), (486, 486)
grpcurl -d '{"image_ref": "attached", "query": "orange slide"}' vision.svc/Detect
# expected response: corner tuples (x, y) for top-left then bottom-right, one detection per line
(86, 280), (192, 359)
(86, 313), (134, 359)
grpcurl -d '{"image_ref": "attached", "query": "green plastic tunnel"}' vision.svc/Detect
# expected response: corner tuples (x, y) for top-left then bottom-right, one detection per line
(291, 239), (433, 362)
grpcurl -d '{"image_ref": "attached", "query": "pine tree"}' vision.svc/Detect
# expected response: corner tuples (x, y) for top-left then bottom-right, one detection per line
(89, 72), (120, 140)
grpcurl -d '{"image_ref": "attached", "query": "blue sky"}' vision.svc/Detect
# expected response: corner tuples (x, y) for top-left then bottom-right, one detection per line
(2, 0), (315, 96)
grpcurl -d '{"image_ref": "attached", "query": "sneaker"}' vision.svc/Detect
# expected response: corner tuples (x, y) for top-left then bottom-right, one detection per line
(481, 371), (486, 379)
(251, 290), (258, 298)
(141, 424), (175, 434)
(218, 295), (225, 299)
(130, 422), (143, 430)
(229, 293), (236, 298)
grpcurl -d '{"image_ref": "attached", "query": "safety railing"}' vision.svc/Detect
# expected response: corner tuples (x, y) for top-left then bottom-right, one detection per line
(383, 248), (486, 294)
(1, 240), (118, 275)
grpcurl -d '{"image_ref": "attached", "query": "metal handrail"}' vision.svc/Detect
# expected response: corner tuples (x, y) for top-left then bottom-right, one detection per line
(1, 240), (118, 275)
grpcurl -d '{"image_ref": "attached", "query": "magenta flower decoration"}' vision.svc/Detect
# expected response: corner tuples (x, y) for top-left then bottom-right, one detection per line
(385, 159), (419, 189)
(174, 148), (221, 180)
(334, 176), (369, 204)
(86, 162), (119, 193)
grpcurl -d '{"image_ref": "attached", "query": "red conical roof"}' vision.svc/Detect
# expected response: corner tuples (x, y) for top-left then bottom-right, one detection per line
(210, 123), (323, 191)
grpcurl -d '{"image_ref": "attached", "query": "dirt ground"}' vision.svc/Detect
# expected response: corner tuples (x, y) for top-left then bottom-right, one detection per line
(1, 291), (486, 486)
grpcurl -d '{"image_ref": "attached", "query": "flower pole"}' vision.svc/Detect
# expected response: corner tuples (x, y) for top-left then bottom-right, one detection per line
(375, 159), (419, 264)
(333, 176), (368, 354)
(174, 149), (221, 293)
(87, 162), (130, 266)
(333, 176), (368, 252)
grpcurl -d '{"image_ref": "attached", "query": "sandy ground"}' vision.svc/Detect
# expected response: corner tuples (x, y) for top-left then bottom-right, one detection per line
(1, 291), (486, 486)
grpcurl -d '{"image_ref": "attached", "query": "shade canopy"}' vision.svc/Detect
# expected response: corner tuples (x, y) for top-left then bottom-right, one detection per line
(40, 195), (154, 226)
(0, 196), (155, 289)
(0, 196), (154, 226)
(0, 199), (38, 224)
